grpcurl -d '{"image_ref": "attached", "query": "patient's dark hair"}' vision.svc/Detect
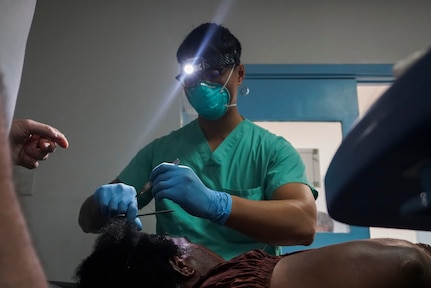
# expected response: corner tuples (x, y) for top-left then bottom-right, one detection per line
(75, 219), (181, 288)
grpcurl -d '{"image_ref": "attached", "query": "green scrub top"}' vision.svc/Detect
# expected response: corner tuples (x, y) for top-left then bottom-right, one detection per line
(118, 119), (317, 260)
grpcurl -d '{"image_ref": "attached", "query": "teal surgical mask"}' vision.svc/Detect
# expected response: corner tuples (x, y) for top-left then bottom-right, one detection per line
(185, 66), (236, 120)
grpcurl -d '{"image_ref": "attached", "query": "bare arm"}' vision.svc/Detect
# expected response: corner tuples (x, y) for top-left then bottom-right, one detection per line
(0, 90), (48, 288)
(225, 183), (317, 246)
(151, 164), (317, 246)
(271, 238), (431, 288)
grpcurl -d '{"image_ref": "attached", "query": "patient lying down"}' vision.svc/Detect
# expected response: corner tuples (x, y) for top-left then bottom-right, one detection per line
(75, 219), (431, 288)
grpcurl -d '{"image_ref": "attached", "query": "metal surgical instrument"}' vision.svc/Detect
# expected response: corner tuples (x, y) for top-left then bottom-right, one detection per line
(136, 158), (180, 198)
(115, 209), (174, 218)
(116, 159), (180, 219)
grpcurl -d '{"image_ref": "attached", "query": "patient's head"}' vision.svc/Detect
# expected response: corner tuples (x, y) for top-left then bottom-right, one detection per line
(75, 219), (223, 288)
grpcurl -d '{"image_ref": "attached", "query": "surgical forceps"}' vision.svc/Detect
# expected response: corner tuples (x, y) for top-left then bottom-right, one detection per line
(116, 158), (180, 218)
(115, 209), (174, 218)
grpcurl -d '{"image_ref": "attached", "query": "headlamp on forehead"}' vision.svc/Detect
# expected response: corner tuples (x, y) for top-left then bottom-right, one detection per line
(181, 57), (207, 76)
(177, 53), (239, 79)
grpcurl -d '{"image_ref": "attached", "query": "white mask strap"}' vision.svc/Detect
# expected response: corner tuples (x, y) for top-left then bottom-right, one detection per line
(223, 65), (237, 108)
(222, 65), (236, 89)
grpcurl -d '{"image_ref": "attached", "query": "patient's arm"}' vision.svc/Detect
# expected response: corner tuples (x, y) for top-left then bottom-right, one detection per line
(271, 238), (431, 288)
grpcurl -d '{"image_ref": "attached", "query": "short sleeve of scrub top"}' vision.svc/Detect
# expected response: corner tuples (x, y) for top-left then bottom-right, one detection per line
(117, 119), (317, 260)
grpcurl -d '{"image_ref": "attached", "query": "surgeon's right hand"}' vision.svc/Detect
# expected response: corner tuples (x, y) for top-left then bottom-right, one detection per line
(93, 183), (142, 230)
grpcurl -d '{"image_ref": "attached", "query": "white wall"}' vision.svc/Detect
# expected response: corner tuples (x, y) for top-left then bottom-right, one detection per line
(0, 0), (36, 130)
(13, 0), (431, 282)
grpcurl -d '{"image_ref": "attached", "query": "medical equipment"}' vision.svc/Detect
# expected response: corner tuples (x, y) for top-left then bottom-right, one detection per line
(175, 54), (239, 85)
(137, 158), (180, 198)
(114, 160), (180, 221)
(115, 209), (174, 218)
(185, 66), (236, 120)
(151, 162), (232, 225)
(325, 48), (431, 231)
(137, 180), (152, 198)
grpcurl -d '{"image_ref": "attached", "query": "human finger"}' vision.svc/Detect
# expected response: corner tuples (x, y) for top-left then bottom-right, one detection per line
(16, 153), (39, 169)
(150, 162), (174, 180)
(125, 200), (138, 223)
(150, 162), (186, 182)
(134, 217), (143, 230)
(37, 138), (57, 153)
(21, 138), (52, 161)
(25, 119), (69, 149)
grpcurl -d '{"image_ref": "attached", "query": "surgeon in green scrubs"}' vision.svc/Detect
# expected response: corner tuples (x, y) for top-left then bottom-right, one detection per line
(79, 22), (318, 260)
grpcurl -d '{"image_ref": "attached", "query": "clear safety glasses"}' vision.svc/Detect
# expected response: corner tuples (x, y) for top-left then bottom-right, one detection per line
(176, 67), (230, 87)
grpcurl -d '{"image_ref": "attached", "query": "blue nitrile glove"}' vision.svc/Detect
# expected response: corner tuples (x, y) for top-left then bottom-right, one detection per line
(93, 183), (143, 230)
(150, 162), (232, 225)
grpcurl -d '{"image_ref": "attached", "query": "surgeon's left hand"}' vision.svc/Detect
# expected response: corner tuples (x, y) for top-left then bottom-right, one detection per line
(150, 162), (232, 225)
